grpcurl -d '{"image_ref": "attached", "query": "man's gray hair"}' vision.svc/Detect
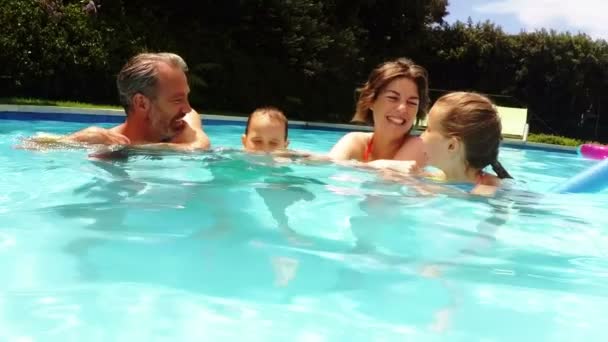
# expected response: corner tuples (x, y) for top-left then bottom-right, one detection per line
(117, 52), (189, 113)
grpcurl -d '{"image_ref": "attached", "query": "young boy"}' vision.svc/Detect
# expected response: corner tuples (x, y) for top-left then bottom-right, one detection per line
(242, 106), (289, 153)
(240, 106), (307, 286)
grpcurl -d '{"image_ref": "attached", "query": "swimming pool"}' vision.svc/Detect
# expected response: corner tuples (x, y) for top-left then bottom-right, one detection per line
(1, 117), (607, 341)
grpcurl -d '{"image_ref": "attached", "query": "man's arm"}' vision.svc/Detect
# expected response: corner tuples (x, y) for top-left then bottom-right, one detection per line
(24, 126), (130, 146)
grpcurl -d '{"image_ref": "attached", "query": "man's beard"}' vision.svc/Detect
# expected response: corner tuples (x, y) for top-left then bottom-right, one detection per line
(150, 112), (173, 142)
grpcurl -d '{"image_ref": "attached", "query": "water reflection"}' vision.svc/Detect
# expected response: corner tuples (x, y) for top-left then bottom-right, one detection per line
(4, 144), (608, 339)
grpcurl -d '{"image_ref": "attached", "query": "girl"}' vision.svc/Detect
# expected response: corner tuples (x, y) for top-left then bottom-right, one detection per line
(371, 92), (512, 196)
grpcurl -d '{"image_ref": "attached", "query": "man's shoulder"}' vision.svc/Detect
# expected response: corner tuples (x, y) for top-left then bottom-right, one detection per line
(109, 123), (126, 134)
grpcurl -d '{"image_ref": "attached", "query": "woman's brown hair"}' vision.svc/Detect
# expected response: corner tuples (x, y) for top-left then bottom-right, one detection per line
(352, 58), (430, 127)
(435, 92), (512, 179)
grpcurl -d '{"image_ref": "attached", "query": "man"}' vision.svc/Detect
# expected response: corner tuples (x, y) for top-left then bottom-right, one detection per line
(58, 52), (210, 150)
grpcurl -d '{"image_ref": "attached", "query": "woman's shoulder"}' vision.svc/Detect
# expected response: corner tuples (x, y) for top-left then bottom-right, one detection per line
(328, 131), (372, 160)
(334, 131), (372, 147)
(394, 135), (425, 162)
(344, 131), (372, 140)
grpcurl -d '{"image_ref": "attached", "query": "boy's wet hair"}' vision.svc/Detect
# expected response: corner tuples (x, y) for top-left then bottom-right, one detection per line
(245, 106), (288, 140)
(435, 92), (512, 179)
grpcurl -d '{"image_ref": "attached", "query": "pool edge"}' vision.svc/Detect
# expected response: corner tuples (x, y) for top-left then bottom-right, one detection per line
(0, 104), (576, 154)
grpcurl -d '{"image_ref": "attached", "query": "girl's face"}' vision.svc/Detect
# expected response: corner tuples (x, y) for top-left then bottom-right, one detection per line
(420, 104), (456, 169)
(370, 77), (419, 138)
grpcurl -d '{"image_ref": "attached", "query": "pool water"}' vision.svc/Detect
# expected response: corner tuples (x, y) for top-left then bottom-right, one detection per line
(1, 119), (607, 341)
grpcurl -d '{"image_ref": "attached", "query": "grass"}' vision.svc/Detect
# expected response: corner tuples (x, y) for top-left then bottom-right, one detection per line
(0, 97), (122, 110)
(527, 133), (584, 147)
(0, 97), (251, 117)
(0, 97), (602, 147)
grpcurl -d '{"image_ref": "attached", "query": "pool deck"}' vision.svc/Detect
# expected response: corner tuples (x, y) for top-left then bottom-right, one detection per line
(0, 104), (577, 154)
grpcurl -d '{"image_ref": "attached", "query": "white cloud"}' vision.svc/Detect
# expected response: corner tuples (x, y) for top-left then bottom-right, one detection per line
(475, 0), (608, 39)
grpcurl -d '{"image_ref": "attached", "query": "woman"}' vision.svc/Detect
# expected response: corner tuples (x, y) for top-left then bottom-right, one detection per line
(328, 58), (430, 164)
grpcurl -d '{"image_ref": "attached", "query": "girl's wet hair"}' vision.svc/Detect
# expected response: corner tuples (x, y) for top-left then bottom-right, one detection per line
(352, 58), (430, 126)
(435, 92), (513, 179)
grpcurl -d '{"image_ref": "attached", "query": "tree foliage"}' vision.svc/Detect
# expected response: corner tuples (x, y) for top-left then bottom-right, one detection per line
(1, 0), (606, 139)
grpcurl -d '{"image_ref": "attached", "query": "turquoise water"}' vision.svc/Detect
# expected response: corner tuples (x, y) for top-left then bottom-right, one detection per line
(1, 119), (608, 341)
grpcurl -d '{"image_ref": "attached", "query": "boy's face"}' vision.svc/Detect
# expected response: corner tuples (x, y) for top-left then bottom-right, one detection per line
(242, 115), (288, 152)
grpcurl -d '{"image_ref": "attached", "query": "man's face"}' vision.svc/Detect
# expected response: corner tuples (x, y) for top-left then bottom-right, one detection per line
(148, 63), (192, 141)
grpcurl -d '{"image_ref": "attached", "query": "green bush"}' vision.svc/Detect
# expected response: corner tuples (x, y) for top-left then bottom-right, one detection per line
(1, 1), (607, 134)
(0, 0), (142, 102)
(527, 133), (583, 146)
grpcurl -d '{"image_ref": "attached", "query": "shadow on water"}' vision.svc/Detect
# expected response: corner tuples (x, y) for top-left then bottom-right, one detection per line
(45, 149), (366, 297)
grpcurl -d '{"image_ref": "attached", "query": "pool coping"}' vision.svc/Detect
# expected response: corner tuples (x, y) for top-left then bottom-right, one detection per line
(0, 104), (577, 154)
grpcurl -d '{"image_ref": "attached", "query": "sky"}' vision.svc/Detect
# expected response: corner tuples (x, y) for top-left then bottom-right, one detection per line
(445, 0), (608, 40)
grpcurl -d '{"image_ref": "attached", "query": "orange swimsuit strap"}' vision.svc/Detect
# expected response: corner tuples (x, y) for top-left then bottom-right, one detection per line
(363, 136), (374, 162)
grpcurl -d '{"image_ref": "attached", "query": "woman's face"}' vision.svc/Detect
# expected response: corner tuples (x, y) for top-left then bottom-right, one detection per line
(370, 77), (419, 138)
